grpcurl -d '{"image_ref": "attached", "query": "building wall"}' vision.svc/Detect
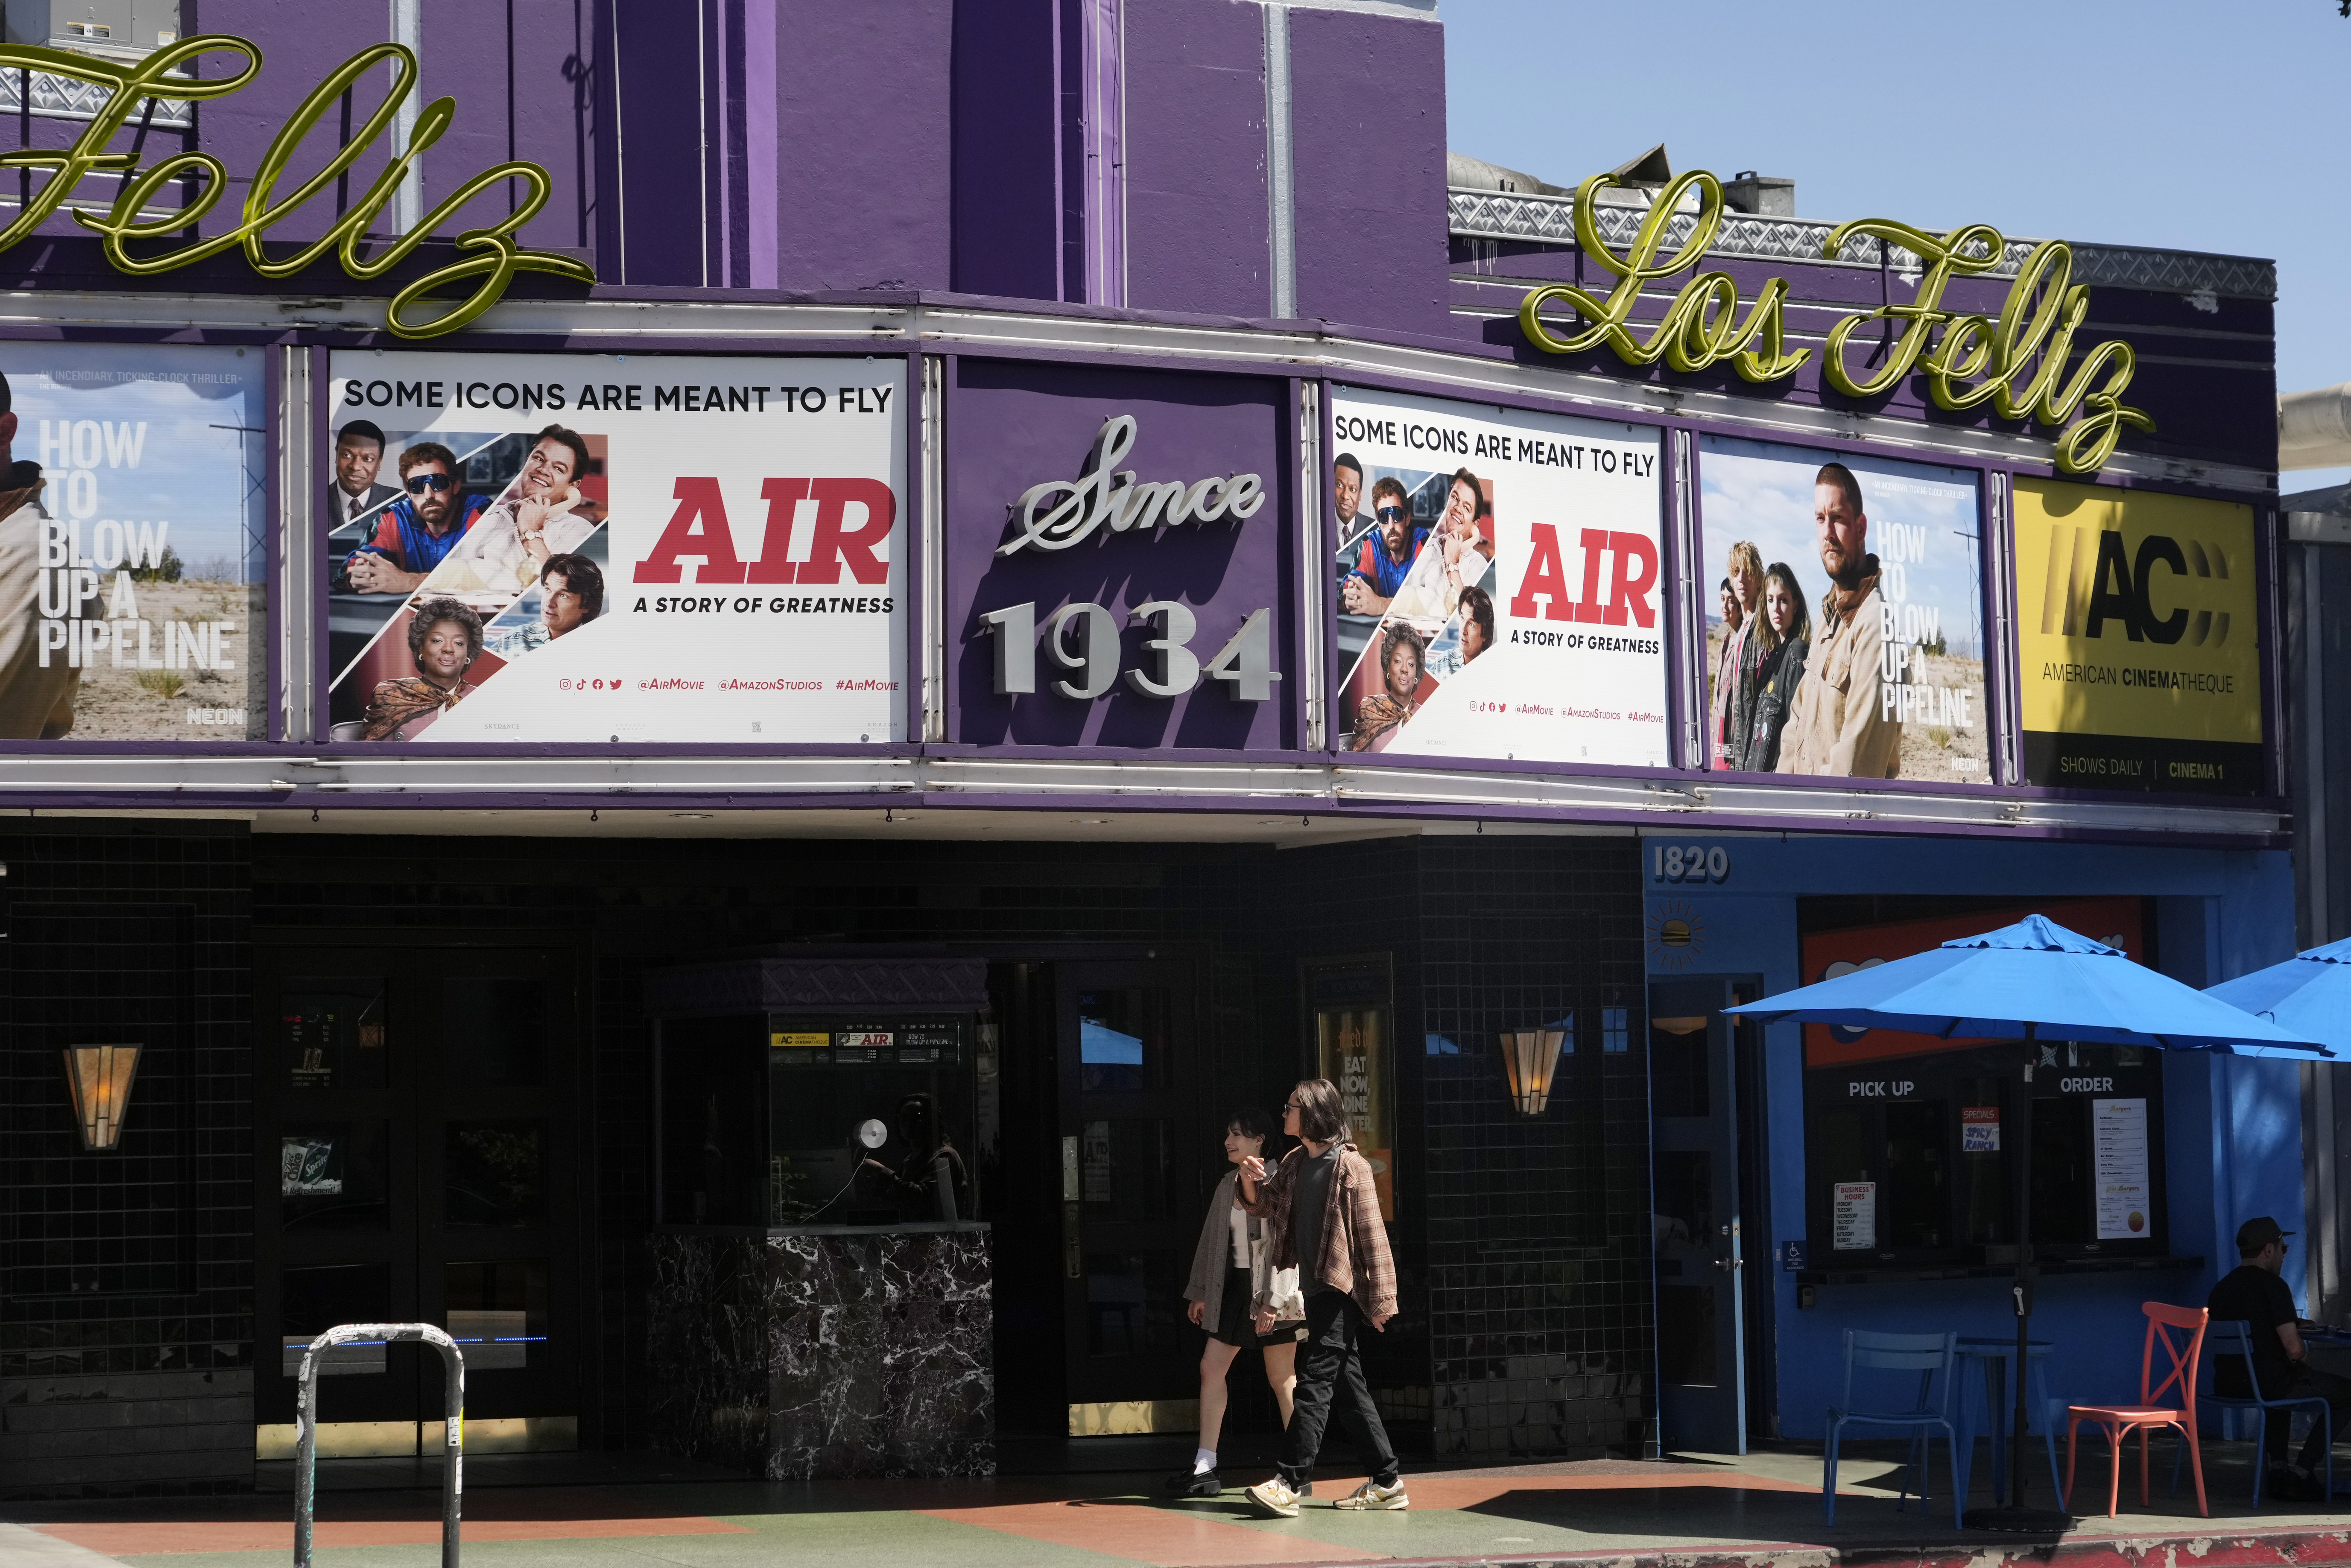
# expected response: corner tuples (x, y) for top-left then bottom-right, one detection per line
(1645, 833), (2301, 1444)
(0, 821), (254, 1497)
(252, 829), (1652, 1460)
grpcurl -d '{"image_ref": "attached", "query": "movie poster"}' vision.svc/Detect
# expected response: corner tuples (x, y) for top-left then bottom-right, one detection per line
(1698, 437), (1986, 782)
(1328, 387), (1667, 766)
(2012, 479), (2262, 795)
(323, 352), (905, 744)
(0, 344), (266, 741)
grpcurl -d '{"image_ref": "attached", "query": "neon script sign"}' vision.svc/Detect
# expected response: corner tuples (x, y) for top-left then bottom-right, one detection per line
(1515, 171), (2154, 476)
(0, 35), (594, 338)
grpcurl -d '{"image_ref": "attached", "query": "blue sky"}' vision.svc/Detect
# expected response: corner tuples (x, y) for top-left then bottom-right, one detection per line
(13, 347), (264, 580)
(1442, 1), (2344, 488)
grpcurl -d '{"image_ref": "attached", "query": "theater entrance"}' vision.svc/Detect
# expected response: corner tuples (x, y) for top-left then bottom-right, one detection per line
(253, 933), (589, 1455)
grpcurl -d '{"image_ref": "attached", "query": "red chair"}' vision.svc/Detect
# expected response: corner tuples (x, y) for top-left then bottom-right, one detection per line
(2066, 1302), (2209, 1518)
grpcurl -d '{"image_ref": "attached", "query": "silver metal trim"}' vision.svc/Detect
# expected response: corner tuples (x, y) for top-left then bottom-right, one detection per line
(1985, 473), (2022, 788)
(388, 0), (423, 238)
(920, 353), (946, 743)
(1670, 428), (1701, 769)
(277, 347), (315, 744)
(1297, 380), (1324, 749)
(1263, 4), (1297, 318)
(0, 750), (2282, 838)
(0, 66), (193, 128)
(2302, 534), (2327, 943)
(1446, 188), (2279, 302)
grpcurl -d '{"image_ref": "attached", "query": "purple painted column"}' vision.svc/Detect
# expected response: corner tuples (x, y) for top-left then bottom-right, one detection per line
(773, 0), (953, 291)
(1285, 3), (1447, 335)
(612, 0), (706, 284)
(1120, 0), (1267, 317)
(951, 0), (1059, 299)
(511, 0), (602, 257)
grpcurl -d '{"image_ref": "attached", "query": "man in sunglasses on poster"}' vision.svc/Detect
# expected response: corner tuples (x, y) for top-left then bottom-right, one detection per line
(1340, 476), (1427, 616)
(344, 442), (489, 596)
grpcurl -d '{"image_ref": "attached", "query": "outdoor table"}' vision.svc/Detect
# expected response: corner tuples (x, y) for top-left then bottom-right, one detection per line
(2297, 1327), (2351, 1495)
(1953, 1337), (2056, 1507)
(2299, 1327), (2351, 1381)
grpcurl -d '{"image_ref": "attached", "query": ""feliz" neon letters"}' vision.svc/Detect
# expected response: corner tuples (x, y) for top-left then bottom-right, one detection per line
(1516, 170), (2154, 476)
(0, 35), (594, 339)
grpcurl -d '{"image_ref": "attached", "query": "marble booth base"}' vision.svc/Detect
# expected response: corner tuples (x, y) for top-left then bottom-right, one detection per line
(647, 1223), (993, 1480)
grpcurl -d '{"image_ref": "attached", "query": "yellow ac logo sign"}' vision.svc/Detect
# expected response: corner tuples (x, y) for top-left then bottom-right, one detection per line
(2015, 479), (2259, 748)
(2037, 525), (2232, 649)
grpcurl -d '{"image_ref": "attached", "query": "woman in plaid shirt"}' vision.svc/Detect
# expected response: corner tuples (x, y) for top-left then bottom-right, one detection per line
(1235, 1078), (1407, 1516)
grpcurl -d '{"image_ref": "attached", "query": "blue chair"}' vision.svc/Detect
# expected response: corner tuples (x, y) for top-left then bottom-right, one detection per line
(1824, 1329), (1962, 1527)
(2174, 1319), (2333, 1505)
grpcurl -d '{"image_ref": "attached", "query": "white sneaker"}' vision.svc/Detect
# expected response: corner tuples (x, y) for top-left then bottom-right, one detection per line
(1245, 1477), (1302, 1518)
(1332, 1478), (1409, 1511)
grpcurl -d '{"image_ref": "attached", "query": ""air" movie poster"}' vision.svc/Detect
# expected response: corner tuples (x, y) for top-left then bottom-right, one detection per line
(1328, 387), (1667, 767)
(0, 344), (265, 741)
(322, 352), (905, 744)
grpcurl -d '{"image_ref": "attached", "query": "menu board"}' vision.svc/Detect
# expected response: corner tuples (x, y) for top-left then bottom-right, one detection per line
(2093, 1096), (2152, 1240)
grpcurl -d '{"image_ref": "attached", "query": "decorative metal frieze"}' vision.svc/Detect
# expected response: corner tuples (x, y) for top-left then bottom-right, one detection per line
(0, 64), (192, 129)
(1448, 187), (2277, 302)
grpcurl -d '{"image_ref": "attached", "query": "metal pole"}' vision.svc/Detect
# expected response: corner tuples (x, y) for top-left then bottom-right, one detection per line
(293, 1323), (464, 1568)
(2011, 1048), (2035, 1510)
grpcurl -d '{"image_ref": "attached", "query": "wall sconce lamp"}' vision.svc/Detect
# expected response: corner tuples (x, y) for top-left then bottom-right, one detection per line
(63, 1044), (140, 1150)
(1498, 1029), (1567, 1116)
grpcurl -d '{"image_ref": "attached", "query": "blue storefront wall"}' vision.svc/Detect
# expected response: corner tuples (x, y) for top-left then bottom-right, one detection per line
(1640, 831), (2301, 1443)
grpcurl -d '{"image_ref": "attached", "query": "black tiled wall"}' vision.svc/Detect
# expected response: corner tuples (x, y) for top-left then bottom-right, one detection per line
(249, 828), (1652, 1463)
(1, 822), (254, 1498)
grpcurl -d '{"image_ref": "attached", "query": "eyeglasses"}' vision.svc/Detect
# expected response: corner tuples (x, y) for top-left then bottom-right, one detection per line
(1375, 506), (1407, 523)
(404, 473), (453, 494)
(1283, 1101), (1303, 1113)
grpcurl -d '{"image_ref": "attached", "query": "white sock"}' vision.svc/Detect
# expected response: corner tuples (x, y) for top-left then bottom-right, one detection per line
(1193, 1448), (1216, 1475)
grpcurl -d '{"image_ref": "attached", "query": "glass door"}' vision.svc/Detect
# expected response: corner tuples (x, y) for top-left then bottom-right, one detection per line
(256, 938), (584, 1450)
(1648, 975), (1749, 1455)
(1057, 960), (1206, 1425)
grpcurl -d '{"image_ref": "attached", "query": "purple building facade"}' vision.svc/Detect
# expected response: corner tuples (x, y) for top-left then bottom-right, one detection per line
(0, 0), (2309, 1496)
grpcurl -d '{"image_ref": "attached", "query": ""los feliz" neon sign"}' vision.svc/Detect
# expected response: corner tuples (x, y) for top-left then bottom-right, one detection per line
(0, 35), (595, 339)
(1515, 170), (2154, 476)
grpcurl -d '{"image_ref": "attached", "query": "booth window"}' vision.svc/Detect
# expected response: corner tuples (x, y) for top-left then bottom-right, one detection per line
(656, 1011), (977, 1229)
(1802, 1041), (2167, 1268)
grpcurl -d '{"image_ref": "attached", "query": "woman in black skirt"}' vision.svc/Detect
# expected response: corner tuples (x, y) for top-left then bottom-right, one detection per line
(1165, 1106), (1305, 1497)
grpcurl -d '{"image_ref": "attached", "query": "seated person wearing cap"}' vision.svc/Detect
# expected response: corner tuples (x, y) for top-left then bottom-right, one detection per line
(2208, 1216), (2351, 1501)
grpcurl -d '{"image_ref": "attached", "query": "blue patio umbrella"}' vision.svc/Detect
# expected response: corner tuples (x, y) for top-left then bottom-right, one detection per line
(2206, 934), (2351, 1055)
(1724, 914), (2330, 1531)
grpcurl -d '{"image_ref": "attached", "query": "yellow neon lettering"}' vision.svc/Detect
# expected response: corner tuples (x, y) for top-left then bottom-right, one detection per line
(8, 35), (592, 339)
(1515, 173), (2154, 474)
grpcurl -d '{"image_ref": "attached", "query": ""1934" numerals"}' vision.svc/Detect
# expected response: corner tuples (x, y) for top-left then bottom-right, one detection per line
(980, 601), (1281, 702)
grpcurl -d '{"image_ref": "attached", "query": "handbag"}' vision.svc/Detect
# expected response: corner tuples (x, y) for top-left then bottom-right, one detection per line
(1258, 1264), (1306, 1326)
(1248, 1212), (1306, 1324)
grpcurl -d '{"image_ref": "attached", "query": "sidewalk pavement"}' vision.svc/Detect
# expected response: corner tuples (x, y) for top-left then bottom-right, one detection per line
(10, 1440), (2351, 1568)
